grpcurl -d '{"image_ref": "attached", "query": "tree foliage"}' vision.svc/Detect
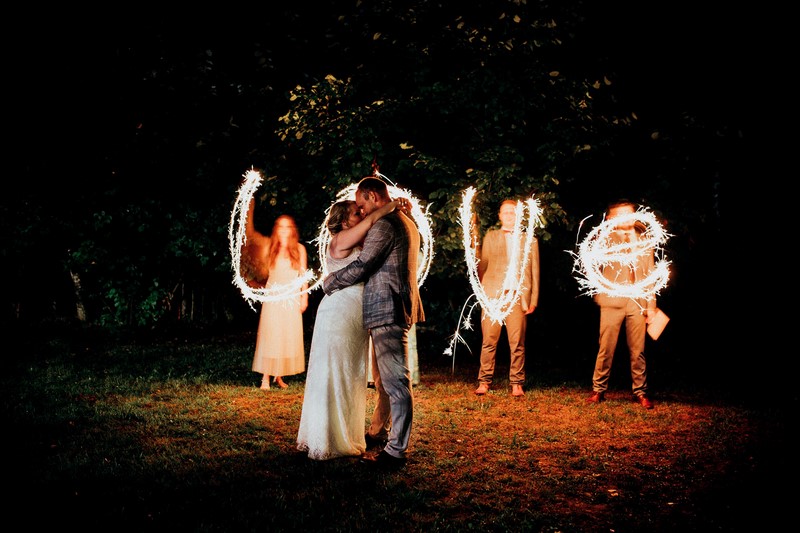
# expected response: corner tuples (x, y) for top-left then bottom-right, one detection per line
(268, 1), (645, 328)
(5, 1), (734, 332)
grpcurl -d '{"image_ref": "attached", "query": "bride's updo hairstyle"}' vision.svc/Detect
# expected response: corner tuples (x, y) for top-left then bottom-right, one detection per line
(326, 200), (356, 235)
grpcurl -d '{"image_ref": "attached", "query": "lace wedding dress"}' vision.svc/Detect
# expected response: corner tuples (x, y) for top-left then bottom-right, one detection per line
(297, 248), (369, 460)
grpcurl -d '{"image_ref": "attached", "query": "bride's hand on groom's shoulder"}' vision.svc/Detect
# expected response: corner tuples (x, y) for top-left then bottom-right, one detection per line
(396, 198), (411, 215)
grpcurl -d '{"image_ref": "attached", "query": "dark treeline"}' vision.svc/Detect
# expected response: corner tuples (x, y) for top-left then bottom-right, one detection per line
(6, 2), (754, 389)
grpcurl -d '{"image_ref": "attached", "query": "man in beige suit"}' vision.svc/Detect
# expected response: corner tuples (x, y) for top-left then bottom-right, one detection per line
(586, 200), (657, 409)
(474, 199), (540, 397)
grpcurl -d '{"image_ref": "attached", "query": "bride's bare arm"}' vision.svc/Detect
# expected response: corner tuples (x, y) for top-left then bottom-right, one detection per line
(331, 200), (400, 254)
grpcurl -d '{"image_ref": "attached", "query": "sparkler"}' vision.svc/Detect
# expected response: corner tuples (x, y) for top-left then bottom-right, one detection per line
(444, 187), (544, 367)
(570, 208), (671, 301)
(230, 169), (433, 311)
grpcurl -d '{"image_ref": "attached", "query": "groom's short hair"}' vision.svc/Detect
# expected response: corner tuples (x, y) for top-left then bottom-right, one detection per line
(357, 176), (390, 201)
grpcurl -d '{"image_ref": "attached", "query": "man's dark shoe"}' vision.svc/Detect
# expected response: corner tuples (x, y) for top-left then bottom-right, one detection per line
(361, 450), (407, 470)
(364, 433), (387, 451)
(637, 394), (654, 410)
(586, 391), (605, 403)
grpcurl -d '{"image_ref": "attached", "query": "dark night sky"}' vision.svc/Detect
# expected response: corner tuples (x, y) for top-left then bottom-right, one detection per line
(16, 5), (767, 168)
(13, 5), (759, 162)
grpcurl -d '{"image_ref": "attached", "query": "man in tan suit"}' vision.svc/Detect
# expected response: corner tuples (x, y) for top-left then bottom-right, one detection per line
(586, 200), (657, 409)
(473, 199), (540, 397)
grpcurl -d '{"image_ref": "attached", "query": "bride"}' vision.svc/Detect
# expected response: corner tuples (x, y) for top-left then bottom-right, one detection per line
(296, 198), (404, 460)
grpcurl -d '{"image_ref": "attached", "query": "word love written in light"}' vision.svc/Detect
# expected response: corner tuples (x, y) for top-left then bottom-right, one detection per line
(571, 208), (671, 300)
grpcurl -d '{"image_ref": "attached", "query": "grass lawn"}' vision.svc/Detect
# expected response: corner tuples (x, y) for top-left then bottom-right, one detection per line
(3, 324), (791, 532)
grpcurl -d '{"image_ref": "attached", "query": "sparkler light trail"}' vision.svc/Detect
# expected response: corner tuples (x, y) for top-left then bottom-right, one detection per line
(570, 208), (671, 301)
(312, 174), (434, 286)
(444, 187), (544, 367)
(229, 169), (317, 310)
(230, 169), (433, 311)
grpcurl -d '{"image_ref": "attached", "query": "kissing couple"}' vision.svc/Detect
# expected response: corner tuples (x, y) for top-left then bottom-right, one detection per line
(296, 176), (425, 468)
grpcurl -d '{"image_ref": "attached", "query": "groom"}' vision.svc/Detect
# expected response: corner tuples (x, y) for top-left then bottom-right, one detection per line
(322, 176), (425, 468)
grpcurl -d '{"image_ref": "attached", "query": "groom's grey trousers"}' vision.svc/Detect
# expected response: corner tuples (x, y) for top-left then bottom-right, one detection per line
(368, 323), (412, 459)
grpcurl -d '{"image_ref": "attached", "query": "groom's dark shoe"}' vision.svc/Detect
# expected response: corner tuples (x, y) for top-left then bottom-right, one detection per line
(361, 450), (407, 470)
(364, 433), (387, 451)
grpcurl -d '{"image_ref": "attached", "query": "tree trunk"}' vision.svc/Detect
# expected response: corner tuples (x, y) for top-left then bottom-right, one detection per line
(69, 271), (87, 323)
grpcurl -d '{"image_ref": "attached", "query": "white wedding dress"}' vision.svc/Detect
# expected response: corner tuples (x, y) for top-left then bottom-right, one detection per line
(297, 247), (369, 460)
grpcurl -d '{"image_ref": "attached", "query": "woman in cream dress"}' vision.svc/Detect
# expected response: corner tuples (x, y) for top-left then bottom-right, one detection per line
(247, 206), (309, 390)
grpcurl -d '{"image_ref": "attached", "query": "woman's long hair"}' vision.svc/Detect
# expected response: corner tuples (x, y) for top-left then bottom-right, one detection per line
(267, 214), (301, 270)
